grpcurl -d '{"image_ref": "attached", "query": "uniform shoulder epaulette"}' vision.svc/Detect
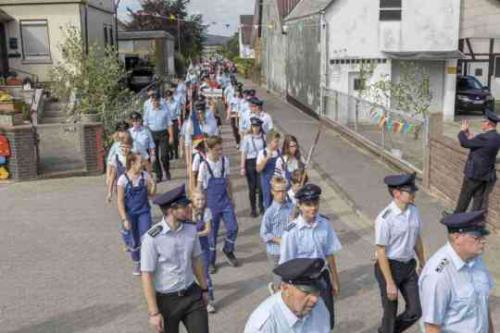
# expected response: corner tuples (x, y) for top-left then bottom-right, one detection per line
(382, 209), (392, 219)
(285, 222), (296, 232)
(183, 219), (196, 225)
(435, 258), (449, 273)
(148, 225), (163, 237)
(319, 214), (330, 221)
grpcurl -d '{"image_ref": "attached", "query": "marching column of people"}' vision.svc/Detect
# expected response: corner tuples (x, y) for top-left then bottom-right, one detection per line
(103, 59), (497, 333)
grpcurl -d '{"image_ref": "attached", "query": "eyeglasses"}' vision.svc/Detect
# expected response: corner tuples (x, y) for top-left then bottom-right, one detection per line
(289, 144), (297, 148)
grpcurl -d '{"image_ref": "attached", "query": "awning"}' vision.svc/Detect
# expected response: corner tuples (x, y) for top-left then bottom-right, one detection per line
(382, 50), (465, 60)
(0, 10), (14, 23)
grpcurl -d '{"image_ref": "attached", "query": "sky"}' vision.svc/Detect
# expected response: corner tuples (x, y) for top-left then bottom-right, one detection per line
(118, 0), (255, 36)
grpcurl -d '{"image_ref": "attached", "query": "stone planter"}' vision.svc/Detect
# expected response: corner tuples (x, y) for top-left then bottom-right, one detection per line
(81, 113), (100, 123)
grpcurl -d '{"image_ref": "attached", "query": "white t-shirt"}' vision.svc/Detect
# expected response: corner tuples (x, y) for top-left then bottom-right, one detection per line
(192, 151), (206, 172)
(256, 148), (280, 166)
(274, 155), (305, 178)
(117, 171), (151, 188)
(197, 156), (230, 190)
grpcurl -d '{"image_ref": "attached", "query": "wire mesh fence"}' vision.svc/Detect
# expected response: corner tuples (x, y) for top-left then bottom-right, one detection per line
(322, 88), (428, 171)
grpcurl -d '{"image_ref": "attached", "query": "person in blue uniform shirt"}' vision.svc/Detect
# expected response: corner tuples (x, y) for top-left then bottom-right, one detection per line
(454, 109), (500, 213)
(141, 185), (209, 333)
(257, 130), (282, 209)
(419, 210), (494, 333)
(240, 117), (266, 217)
(143, 93), (174, 182)
(128, 112), (155, 174)
(238, 90), (256, 136)
(279, 183), (341, 330)
(197, 135), (240, 273)
(250, 98), (273, 134)
(244, 258), (330, 333)
(260, 176), (293, 294)
(164, 89), (181, 160)
(374, 173), (426, 333)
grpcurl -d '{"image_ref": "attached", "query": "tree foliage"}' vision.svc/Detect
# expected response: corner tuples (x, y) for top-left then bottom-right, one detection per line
(217, 32), (239, 60)
(126, 0), (206, 60)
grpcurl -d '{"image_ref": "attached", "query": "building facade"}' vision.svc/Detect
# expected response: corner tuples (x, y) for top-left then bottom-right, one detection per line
(239, 15), (255, 59)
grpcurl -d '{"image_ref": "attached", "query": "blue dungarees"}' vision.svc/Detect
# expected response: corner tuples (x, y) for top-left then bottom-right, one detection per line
(205, 157), (239, 264)
(123, 172), (152, 263)
(260, 150), (280, 209)
(195, 211), (214, 300)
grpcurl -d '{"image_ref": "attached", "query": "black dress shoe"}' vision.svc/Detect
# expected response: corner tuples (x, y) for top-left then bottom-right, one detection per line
(250, 210), (258, 218)
(209, 263), (218, 274)
(223, 250), (240, 267)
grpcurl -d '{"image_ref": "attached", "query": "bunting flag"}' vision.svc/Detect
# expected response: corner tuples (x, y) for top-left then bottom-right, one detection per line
(386, 118), (393, 131)
(392, 121), (400, 133)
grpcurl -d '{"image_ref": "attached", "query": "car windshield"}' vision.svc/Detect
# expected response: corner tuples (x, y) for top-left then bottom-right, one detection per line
(458, 77), (483, 90)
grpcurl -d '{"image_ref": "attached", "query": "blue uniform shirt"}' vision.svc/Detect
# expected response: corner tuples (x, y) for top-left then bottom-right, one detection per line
(241, 134), (266, 159)
(165, 98), (181, 121)
(279, 214), (342, 265)
(419, 243), (494, 333)
(244, 292), (330, 333)
(260, 201), (294, 256)
(129, 126), (155, 159)
(144, 102), (172, 132)
(141, 218), (202, 293)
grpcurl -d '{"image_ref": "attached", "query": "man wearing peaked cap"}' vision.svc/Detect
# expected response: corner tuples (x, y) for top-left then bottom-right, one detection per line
(141, 184), (210, 333)
(419, 210), (494, 333)
(279, 183), (342, 330)
(455, 108), (500, 214)
(374, 173), (425, 333)
(249, 96), (273, 134)
(244, 258), (330, 333)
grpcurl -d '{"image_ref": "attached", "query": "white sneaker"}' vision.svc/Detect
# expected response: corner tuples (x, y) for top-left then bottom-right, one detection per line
(132, 263), (141, 276)
(207, 302), (216, 313)
(267, 282), (275, 295)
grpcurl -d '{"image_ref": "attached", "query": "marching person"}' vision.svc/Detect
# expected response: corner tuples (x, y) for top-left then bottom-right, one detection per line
(106, 121), (130, 187)
(260, 176), (293, 294)
(275, 135), (305, 185)
(116, 152), (156, 275)
(197, 135), (240, 272)
(256, 130), (282, 210)
(419, 210), (494, 333)
(191, 140), (207, 190)
(279, 183), (342, 330)
(141, 185), (209, 333)
(227, 88), (242, 148)
(454, 109), (500, 213)
(143, 93), (174, 182)
(374, 173), (425, 333)
(241, 117), (266, 217)
(128, 112), (155, 174)
(106, 133), (133, 203)
(287, 170), (308, 206)
(192, 190), (216, 313)
(238, 90), (256, 136)
(164, 90), (181, 160)
(244, 258), (331, 333)
(249, 97), (273, 134)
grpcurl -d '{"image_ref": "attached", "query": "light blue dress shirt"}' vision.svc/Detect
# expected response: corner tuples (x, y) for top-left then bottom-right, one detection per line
(279, 214), (342, 265)
(141, 219), (202, 293)
(129, 126), (155, 159)
(165, 98), (181, 120)
(241, 134), (266, 159)
(239, 101), (252, 133)
(375, 201), (422, 262)
(419, 243), (494, 333)
(244, 292), (330, 333)
(260, 201), (293, 256)
(143, 103), (172, 132)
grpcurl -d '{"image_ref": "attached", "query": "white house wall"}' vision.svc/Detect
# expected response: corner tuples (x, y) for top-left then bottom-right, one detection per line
(1, 3), (81, 82)
(85, 5), (115, 49)
(460, 0), (500, 38)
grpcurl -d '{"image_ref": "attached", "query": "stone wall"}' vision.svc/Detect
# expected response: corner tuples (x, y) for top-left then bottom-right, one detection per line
(80, 123), (105, 176)
(0, 125), (38, 181)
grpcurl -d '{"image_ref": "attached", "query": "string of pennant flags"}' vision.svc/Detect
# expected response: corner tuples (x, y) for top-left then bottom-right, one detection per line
(369, 108), (418, 135)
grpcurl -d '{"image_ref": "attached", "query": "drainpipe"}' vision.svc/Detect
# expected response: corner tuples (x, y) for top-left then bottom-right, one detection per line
(319, 10), (328, 116)
(84, 4), (89, 54)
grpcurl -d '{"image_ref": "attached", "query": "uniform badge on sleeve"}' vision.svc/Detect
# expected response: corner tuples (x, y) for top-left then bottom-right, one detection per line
(382, 209), (392, 219)
(285, 223), (296, 232)
(435, 258), (449, 273)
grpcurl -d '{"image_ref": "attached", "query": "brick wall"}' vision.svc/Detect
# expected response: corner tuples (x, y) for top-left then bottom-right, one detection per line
(0, 125), (38, 181)
(428, 134), (500, 228)
(79, 123), (105, 175)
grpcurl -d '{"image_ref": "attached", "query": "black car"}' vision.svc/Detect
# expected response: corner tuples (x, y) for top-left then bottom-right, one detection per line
(455, 75), (495, 114)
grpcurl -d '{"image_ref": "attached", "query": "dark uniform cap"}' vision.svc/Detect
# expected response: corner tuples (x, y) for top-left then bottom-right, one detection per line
(441, 210), (490, 236)
(248, 97), (263, 107)
(195, 101), (206, 111)
(295, 183), (322, 203)
(383, 173), (418, 192)
(152, 184), (191, 207)
(250, 117), (263, 126)
(129, 111), (142, 121)
(273, 258), (324, 293)
(248, 89), (257, 97)
(484, 108), (500, 124)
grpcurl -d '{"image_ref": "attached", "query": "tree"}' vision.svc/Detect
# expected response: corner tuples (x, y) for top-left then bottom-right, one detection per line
(126, 0), (206, 60)
(217, 33), (239, 60)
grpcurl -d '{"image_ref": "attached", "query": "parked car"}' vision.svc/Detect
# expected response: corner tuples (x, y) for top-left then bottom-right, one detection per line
(128, 67), (154, 92)
(455, 75), (495, 114)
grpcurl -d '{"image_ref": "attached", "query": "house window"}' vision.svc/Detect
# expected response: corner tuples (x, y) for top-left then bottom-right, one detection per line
(354, 78), (365, 91)
(380, 0), (402, 21)
(103, 26), (108, 45)
(495, 57), (500, 78)
(109, 27), (114, 46)
(20, 20), (51, 61)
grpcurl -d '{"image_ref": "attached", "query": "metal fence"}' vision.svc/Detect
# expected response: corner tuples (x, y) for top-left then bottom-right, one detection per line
(322, 88), (428, 172)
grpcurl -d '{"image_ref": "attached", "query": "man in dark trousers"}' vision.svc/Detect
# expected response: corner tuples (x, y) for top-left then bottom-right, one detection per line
(455, 109), (500, 213)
